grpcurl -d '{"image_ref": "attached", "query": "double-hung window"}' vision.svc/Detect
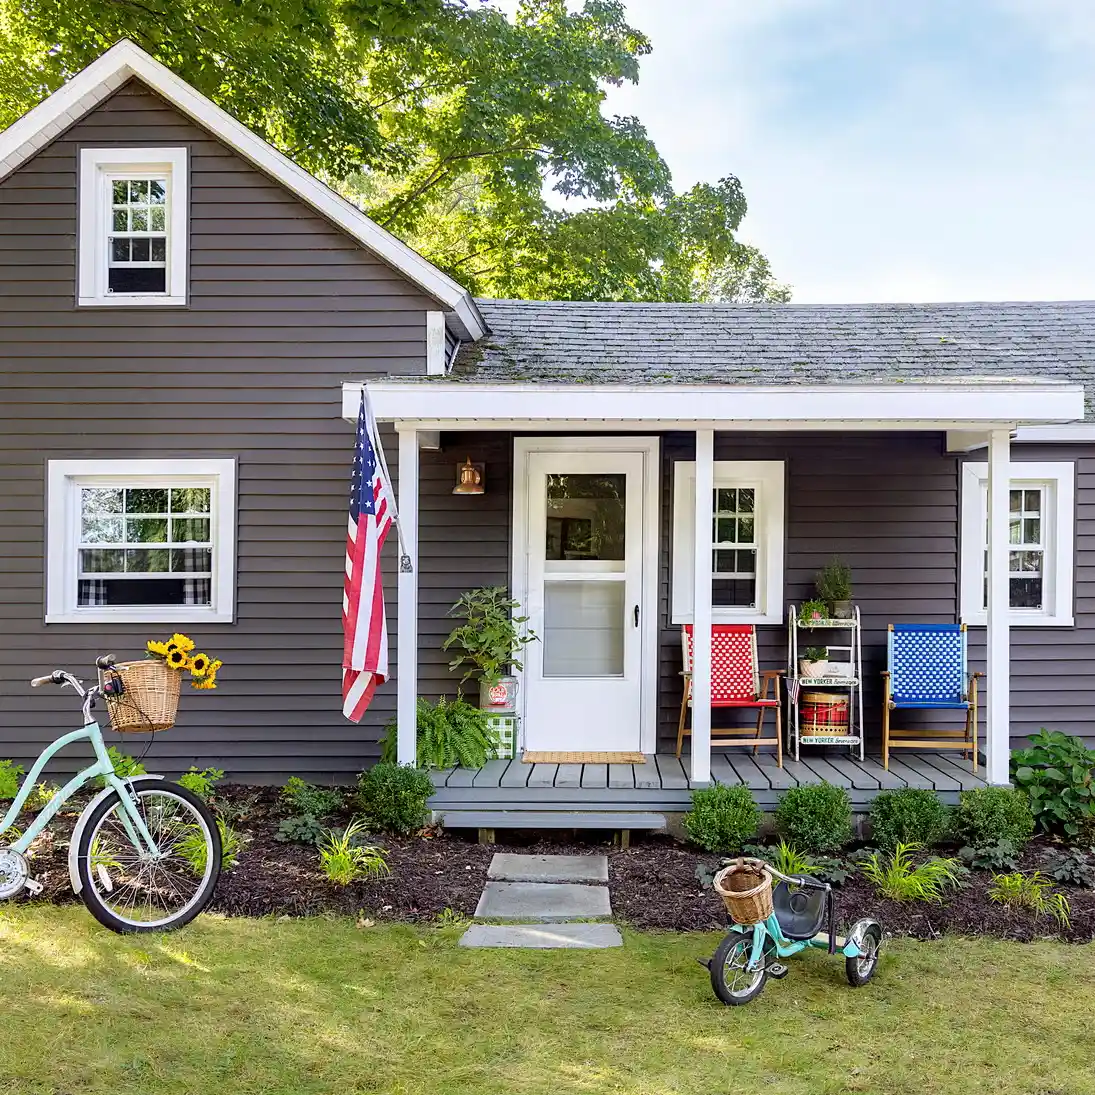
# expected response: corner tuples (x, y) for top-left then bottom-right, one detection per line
(46, 460), (236, 624)
(78, 148), (188, 305)
(672, 460), (785, 624)
(960, 461), (1074, 626)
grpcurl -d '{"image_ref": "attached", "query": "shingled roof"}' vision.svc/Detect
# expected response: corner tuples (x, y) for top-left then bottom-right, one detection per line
(452, 299), (1095, 417)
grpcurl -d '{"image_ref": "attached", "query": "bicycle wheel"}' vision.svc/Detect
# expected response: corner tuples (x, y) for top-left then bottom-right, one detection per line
(76, 780), (221, 933)
(845, 920), (882, 987)
(709, 932), (770, 1006)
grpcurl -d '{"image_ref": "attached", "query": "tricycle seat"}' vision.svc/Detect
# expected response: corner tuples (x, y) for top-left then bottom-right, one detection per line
(772, 878), (829, 941)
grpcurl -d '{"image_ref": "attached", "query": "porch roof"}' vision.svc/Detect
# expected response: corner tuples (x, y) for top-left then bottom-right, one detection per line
(452, 299), (1095, 417)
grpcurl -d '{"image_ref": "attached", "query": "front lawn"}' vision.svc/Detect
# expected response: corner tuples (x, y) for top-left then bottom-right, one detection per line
(1, 906), (1090, 1095)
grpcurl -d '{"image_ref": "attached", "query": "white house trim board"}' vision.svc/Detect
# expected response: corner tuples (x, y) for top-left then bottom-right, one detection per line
(690, 430), (714, 786)
(510, 436), (660, 755)
(947, 424), (1095, 451)
(985, 430), (1011, 786)
(0, 39), (485, 340)
(351, 380), (1084, 428)
(396, 429), (419, 766)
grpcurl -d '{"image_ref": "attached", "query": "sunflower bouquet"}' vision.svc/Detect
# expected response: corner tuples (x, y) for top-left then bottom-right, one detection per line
(146, 633), (223, 690)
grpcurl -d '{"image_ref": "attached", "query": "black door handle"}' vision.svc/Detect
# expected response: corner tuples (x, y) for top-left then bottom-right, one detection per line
(633, 604), (640, 627)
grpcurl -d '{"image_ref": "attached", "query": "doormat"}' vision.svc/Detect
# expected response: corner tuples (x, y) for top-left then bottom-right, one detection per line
(521, 751), (646, 764)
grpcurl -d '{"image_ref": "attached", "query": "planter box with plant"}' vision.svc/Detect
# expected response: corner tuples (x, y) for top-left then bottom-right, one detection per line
(798, 646), (828, 678)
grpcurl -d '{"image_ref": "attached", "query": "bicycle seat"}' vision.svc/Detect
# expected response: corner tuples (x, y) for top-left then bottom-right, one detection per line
(772, 877), (829, 941)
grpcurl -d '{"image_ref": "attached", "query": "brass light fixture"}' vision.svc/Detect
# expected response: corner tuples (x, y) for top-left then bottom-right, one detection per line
(453, 456), (485, 495)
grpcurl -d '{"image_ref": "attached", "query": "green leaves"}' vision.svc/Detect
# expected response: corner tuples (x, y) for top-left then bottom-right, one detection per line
(1011, 729), (1095, 839)
(442, 587), (536, 687)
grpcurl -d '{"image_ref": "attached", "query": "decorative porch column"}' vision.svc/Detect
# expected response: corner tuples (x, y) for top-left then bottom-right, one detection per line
(396, 427), (419, 767)
(985, 428), (1011, 784)
(691, 429), (714, 784)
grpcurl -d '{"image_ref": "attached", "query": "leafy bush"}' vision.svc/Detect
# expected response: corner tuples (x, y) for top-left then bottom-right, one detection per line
(95, 746), (146, 789)
(356, 763), (434, 835)
(0, 760), (26, 801)
(275, 814), (326, 847)
(381, 696), (495, 770)
(683, 784), (760, 853)
(860, 842), (962, 903)
(280, 776), (343, 819)
(318, 819), (390, 885)
(1046, 848), (1095, 889)
(869, 788), (951, 851)
(958, 839), (1020, 872)
(989, 871), (1071, 927)
(24, 783), (60, 811)
(177, 767), (225, 799)
(1011, 729), (1095, 840)
(775, 782), (852, 854)
(442, 586), (537, 686)
(951, 786), (1035, 850)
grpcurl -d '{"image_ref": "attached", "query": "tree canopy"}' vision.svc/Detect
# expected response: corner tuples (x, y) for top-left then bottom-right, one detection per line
(0, 0), (790, 302)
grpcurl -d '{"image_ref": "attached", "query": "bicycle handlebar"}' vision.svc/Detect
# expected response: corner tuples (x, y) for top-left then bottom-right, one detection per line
(732, 856), (831, 892)
(30, 670), (67, 687)
(95, 653), (117, 670)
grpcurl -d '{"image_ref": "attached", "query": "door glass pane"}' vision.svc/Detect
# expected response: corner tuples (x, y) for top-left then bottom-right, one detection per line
(543, 581), (625, 677)
(545, 474), (626, 562)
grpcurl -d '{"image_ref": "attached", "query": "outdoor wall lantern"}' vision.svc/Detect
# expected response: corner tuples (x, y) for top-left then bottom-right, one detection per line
(453, 456), (485, 495)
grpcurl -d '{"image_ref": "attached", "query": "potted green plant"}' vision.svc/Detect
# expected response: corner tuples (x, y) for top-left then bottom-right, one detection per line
(442, 587), (537, 710)
(798, 599), (829, 625)
(799, 646), (829, 678)
(816, 558), (853, 619)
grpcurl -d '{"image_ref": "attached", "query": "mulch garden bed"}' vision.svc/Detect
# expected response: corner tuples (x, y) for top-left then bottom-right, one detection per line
(14, 783), (1095, 942)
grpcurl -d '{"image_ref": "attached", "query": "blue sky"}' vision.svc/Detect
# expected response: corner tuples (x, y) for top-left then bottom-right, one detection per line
(515, 1), (1095, 303)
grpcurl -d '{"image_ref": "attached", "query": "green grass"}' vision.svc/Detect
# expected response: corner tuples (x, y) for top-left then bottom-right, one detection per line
(1, 906), (1092, 1095)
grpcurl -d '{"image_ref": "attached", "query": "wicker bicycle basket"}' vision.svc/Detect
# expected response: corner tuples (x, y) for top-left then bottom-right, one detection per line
(713, 858), (774, 925)
(100, 659), (181, 733)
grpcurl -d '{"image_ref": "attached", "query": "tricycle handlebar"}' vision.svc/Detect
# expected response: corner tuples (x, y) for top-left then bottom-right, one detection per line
(732, 856), (831, 892)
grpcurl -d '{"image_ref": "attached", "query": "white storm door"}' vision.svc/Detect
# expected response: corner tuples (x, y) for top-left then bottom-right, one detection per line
(522, 451), (644, 752)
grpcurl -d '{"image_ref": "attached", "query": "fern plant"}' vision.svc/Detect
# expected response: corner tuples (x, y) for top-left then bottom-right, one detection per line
(859, 842), (962, 903)
(989, 871), (1071, 927)
(381, 696), (495, 769)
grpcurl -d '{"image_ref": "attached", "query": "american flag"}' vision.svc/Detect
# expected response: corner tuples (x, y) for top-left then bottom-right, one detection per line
(342, 391), (392, 722)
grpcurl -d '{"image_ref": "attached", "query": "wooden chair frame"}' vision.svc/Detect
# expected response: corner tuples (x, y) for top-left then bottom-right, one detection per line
(676, 624), (785, 767)
(881, 622), (984, 773)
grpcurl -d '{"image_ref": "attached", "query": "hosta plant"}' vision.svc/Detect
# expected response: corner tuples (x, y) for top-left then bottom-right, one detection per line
(1010, 729), (1095, 840)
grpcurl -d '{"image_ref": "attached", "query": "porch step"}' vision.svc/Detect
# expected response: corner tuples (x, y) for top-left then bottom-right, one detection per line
(434, 809), (666, 831)
(475, 881), (612, 922)
(488, 853), (609, 884)
(460, 923), (623, 949)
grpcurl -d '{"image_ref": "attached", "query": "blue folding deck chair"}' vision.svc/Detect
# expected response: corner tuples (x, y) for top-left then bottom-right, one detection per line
(881, 623), (982, 773)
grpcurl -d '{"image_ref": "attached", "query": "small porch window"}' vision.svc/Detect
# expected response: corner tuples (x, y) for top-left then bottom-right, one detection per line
(672, 460), (785, 624)
(960, 461), (1074, 626)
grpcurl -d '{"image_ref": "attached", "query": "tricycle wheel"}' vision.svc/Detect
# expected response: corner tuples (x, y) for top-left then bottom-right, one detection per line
(709, 933), (769, 1006)
(845, 920), (882, 987)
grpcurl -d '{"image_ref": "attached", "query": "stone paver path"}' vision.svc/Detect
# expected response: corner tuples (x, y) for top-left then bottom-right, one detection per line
(461, 852), (622, 949)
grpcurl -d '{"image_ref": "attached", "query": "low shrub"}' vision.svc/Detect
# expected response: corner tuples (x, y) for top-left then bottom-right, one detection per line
(280, 776), (343, 819)
(24, 783), (60, 812)
(989, 871), (1071, 927)
(683, 784), (760, 853)
(318, 819), (390, 885)
(95, 746), (146, 789)
(869, 788), (951, 850)
(381, 696), (495, 770)
(951, 786), (1035, 850)
(1010, 729), (1095, 840)
(177, 767), (225, 800)
(0, 760), (25, 801)
(775, 782), (852, 854)
(275, 814), (326, 847)
(859, 842), (962, 903)
(356, 763), (434, 835)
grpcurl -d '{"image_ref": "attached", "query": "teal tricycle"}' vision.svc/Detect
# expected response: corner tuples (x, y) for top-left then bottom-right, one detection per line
(702, 857), (882, 1006)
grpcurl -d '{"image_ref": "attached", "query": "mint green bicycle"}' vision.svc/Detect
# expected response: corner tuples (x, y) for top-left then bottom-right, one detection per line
(0, 655), (221, 933)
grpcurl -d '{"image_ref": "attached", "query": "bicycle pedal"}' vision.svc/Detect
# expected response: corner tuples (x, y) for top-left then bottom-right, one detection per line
(23, 878), (43, 896)
(767, 963), (789, 979)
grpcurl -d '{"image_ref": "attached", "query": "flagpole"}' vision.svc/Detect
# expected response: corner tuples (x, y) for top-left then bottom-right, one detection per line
(361, 385), (413, 573)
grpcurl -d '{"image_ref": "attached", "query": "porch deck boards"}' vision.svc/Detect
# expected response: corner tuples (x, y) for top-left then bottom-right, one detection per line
(428, 751), (988, 820)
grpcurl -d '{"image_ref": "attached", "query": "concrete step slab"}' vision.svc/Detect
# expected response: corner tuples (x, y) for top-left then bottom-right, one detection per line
(475, 881), (612, 922)
(488, 853), (608, 884)
(460, 923), (623, 949)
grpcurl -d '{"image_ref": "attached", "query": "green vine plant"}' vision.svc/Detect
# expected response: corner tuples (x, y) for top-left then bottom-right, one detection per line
(442, 586), (537, 687)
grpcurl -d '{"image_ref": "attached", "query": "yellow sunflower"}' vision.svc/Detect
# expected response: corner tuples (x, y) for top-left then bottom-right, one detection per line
(192, 670), (217, 690)
(189, 652), (211, 677)
(167, 632), (196, 653)
(146, 639), (170, 657)
(165, 648), (190, 670)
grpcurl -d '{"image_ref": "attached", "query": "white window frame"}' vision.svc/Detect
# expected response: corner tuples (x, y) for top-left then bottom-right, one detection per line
(960, 460), (1074, 627)
(46, 459), (236, 624)
(672, 460), (785, 625)
(78, 147), (188, 306)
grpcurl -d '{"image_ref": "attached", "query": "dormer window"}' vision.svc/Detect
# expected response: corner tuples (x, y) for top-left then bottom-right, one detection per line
(78, 148), (187, 306)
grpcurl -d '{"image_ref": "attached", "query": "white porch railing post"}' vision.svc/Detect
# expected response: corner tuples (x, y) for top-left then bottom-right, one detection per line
(691, 429), (714, 785)
(396, 427), (419, 767)
(985, 427), (1011, 784)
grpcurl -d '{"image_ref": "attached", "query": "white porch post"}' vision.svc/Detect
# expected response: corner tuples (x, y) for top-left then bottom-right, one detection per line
(396, 427), (419, 766)
(691, 429), (714, 784)
(985, 427), (1011, 784)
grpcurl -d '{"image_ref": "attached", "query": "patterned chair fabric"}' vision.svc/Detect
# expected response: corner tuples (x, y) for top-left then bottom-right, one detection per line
(682, 624), (777, 707)
(887, 624), (968, 709)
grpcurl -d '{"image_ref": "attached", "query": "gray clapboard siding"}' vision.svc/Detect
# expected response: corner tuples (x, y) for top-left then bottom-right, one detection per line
(0, 79), (437, 782)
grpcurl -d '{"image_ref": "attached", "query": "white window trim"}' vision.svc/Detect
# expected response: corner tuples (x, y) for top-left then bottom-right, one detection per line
(78, 147), (188, 307)
(960, 460), (1074, 627)
(672, 460), (785, 625)
(46, 459), (236, 624)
